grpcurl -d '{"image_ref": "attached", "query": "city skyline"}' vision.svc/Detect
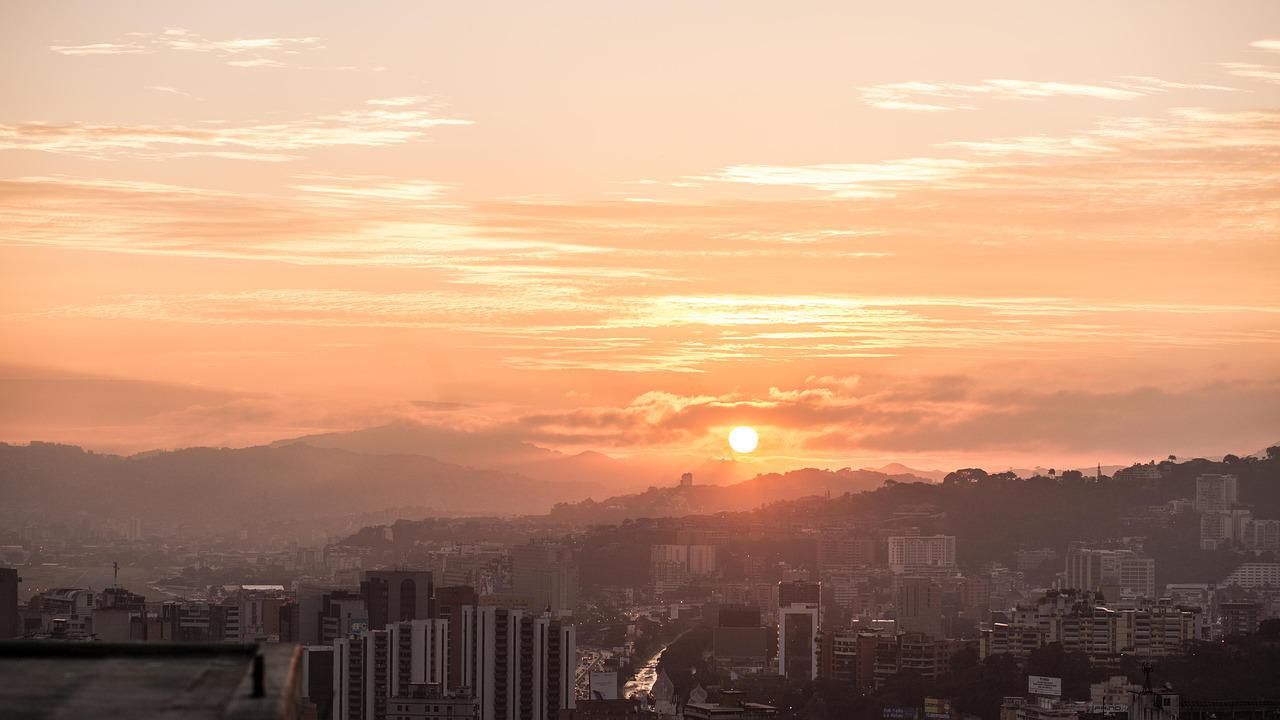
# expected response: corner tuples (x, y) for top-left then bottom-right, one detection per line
(2, 1), (1279, 472)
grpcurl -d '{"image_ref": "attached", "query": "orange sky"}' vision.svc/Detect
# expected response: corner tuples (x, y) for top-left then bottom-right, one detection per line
(1, 1), (1278, 472)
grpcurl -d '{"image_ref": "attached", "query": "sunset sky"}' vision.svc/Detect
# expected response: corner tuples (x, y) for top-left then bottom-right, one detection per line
(2, 1), (1278, 472)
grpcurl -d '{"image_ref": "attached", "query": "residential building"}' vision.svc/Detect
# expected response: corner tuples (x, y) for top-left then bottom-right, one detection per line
(1222, 562), (1280, 588)
(896, 577), (943, 639)
(1064, 548), (1156, 600)
(388, 683), (478, 720)
(1219, 601), (1260, 636)
(888, 536), (957, 574)
(777, 600), (819, 681)
(510, 542), (578, 617)
(1, 567), (21, 639)
(1194, 474), (1239, 512)
(458, 605), (576, 720)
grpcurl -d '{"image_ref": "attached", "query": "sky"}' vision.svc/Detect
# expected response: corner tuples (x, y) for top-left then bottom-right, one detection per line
(1, 1), (1278, 473)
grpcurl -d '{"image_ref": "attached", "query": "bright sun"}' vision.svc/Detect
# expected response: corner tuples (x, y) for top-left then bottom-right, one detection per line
(728, 426), (759, 454)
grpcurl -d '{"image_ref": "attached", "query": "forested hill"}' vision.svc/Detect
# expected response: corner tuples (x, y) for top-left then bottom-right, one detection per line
(560, 450), (1280, 591)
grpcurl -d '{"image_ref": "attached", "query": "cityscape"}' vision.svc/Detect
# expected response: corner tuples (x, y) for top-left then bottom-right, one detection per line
(2, 2), (1279, 720)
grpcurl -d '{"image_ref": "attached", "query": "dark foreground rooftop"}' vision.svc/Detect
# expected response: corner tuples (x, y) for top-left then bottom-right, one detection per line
(0, 641), (301, 720)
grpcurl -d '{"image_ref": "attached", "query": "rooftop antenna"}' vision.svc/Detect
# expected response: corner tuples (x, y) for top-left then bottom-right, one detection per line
(112, 561), (119, 589)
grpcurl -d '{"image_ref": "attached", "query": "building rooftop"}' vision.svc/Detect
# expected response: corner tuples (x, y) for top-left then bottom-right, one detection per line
(0, 641), (300, 720)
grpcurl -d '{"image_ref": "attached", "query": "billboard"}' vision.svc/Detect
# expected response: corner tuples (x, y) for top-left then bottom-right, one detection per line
(589, 671), (619, 700)
(924, 697), (953, 720)
(1028, 675), (1062, 697)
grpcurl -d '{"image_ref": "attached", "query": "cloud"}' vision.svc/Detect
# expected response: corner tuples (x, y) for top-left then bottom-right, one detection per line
(858, 75), (1238, 111)
(147, 85), (205, 101)
(0, 97), (472, 161)
(1221, 62), (1280, 84)
(505, 374), (1280, 459)
(50, 27), (322, 68)
(700, 158), (974, 198)
(19, 289), (1277, 375)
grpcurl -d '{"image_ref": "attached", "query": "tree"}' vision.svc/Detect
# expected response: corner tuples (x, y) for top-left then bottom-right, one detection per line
(944, 468), (989, 485)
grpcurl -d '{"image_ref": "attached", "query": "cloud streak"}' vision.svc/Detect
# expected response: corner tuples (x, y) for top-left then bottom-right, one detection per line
(50, 27), (322, 68)
(0, 97), (472, 161)
(859, 75), (1239, 111)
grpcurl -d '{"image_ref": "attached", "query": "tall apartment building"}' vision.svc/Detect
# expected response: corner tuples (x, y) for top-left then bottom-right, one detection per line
(650, 544), (717, 594)
(1222, 562), (1280, 588)
(321, 590), (370, 644)
(818, 529), (876, 572)
(1200, 508), (1253, 550)
(817, 629), (859, 682)
(982, 591), (1198, 660)
(0, 567), (19, 639)
(1194, 474), (1239, 512)
(362, 571), (434, 630)
(887, 535), (956, 574)
(1065, 548), (1156, 600)
(1219, 602), (1261, 636)
(335, 628), (392, 720)
(1242, 518), (1280, 552)
(435, 585), (479, 688)
(777, 581), (821, 681)
(896, 577), (944, 639)
(389, 619), (450, 694)
(510, 543), (578, 618)
(458, 605), (576, 720)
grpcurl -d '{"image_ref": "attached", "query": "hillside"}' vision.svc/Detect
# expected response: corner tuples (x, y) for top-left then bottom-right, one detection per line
(544, 466), (914, 523)
(0, 441), (608, 533)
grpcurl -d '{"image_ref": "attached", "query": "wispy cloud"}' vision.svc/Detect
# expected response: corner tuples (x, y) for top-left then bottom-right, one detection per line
(51, 27), (322, 68)
(860, 75), (1238, 111)
(0, 97), (472, 161)
(700, 158), (973, 197)
(147, 85), (205, 101)
(1221, 62), (1280, 84)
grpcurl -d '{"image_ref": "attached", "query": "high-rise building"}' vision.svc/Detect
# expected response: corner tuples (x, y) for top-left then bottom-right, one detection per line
(896, 577), (943, 639)
(1, 567), (20, 639)
(817, 629), (859, 682)
(434, 585), (479, 689)
(302, 645), (335, 720)
(388, 683), (478, 720)
(1222, 562), (1280, 588)
(983, 591), (1200, 660)
(887, 536), (956, 574)
(1065, 548), (1156, 600)
(649, 544), (717, 593)
(510, 543), (578, 617)
(777, 580), (821, 681)
(459, 606), (576, 720)
(818, 530), (876, 571)
(1200, 509), (1253, 550)
(1219, 601), (1260, 636)
(362, 571), (434, 630)
(389, 619), (450, 694)
(321, 590), (369, 644)
(1194, 474), (1239, 513)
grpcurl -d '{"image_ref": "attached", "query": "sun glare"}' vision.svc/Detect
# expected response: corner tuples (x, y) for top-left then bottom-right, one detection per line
(728, 425), (759, 454)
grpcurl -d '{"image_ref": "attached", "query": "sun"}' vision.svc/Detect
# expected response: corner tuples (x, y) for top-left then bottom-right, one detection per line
(728, 426), (759, 454)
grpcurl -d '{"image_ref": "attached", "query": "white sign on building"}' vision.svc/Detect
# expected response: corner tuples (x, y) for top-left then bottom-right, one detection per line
(1028, 675), (1062, 697)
